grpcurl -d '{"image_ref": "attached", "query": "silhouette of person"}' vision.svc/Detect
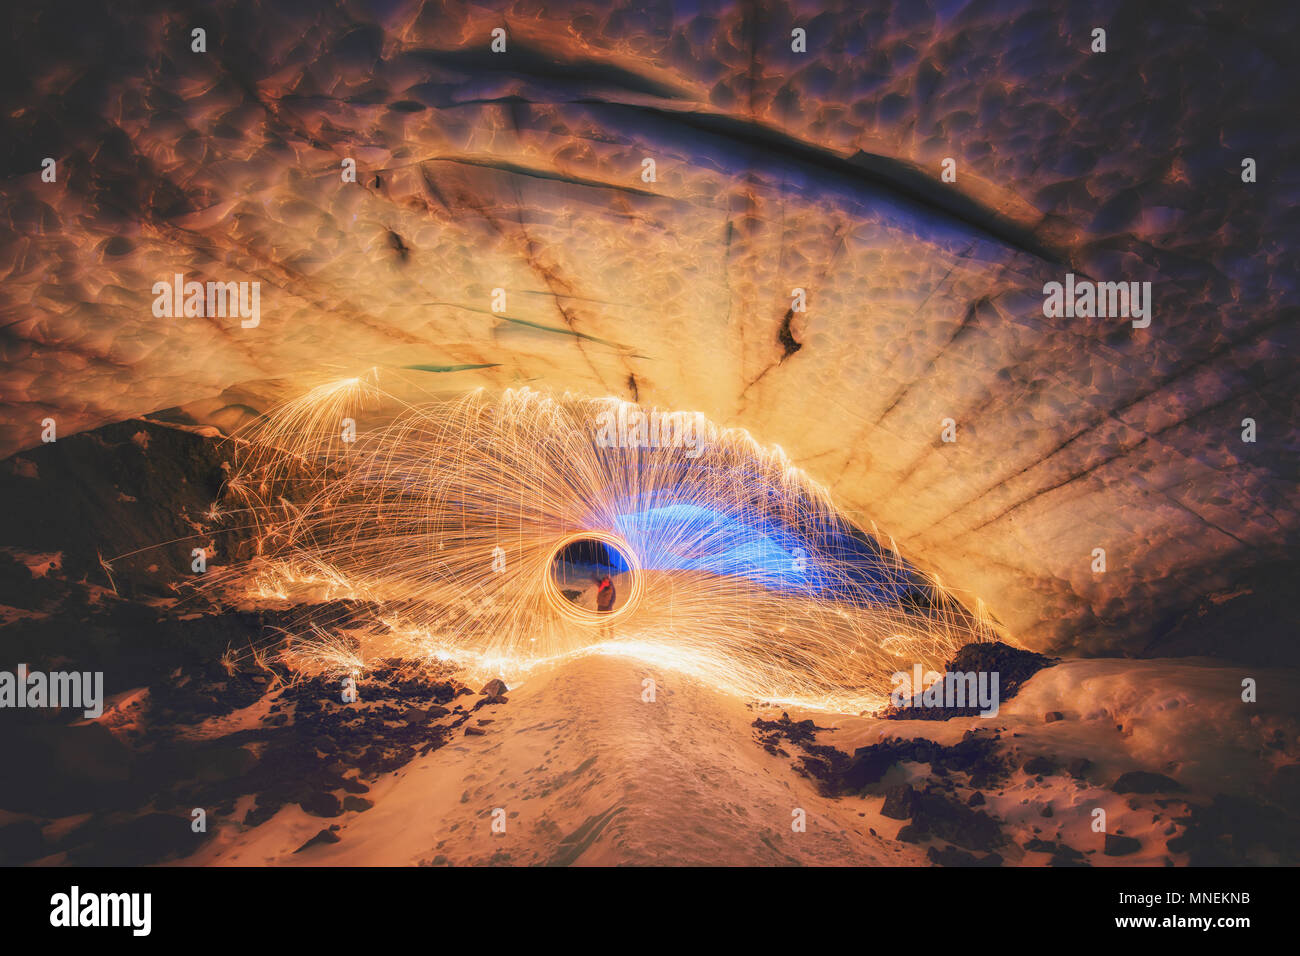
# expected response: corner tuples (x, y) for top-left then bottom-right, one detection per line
(596, 574), (616, 613)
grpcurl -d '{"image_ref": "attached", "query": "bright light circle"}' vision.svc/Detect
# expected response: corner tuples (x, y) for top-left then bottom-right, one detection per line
(542, 531), (643, 626)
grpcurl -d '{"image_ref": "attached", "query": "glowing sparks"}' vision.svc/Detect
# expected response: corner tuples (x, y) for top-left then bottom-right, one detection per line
(209, 379), (1003, 711)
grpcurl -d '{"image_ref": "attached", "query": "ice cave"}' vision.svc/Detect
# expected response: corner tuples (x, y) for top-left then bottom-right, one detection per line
(0, 0), (1296, 875)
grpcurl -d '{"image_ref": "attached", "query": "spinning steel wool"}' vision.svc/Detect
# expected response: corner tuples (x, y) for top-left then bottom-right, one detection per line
(216, 378), (1001, 711)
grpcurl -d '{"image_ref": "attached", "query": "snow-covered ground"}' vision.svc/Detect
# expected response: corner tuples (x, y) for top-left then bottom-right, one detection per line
(179, 654), (1298, 866)
(810, 658), (1300, 866)
(185, 654), (914, 866)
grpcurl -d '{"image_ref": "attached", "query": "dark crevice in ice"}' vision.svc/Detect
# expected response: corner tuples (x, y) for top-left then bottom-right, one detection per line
(575, 101), (1069, 266)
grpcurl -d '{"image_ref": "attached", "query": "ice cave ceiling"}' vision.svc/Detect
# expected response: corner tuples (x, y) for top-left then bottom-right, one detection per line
(0, 0), (1296, 659)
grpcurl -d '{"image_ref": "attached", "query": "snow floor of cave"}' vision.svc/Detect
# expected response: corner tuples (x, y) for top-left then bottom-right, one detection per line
(169, 655), (1299, 866)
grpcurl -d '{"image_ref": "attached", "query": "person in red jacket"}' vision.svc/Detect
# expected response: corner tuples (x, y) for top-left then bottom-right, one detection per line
(596, 574), (616, 613)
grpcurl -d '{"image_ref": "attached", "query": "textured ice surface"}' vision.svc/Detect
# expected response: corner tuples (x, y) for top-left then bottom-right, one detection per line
(0, 0), (1296, 655)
